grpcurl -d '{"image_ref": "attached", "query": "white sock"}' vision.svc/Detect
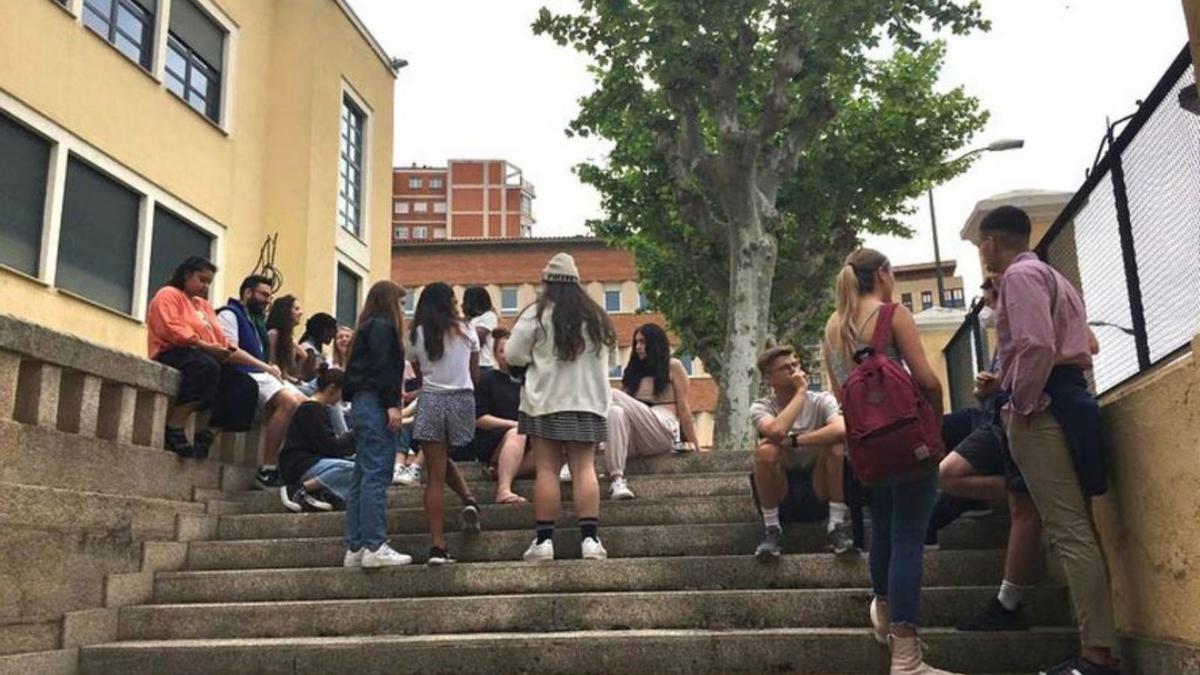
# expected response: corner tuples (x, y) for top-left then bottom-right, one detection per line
(827, 502), (849, 533)
(762, 507), (781, 531)
(997, 579), (1024, 611)
(261, 464), (276, 471)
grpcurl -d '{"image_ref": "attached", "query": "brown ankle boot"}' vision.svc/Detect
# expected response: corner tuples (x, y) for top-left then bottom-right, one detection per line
(888, 635), (961, 675)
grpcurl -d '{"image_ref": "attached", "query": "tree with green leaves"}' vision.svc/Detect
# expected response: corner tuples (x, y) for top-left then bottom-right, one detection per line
(535, 1), (990, 449)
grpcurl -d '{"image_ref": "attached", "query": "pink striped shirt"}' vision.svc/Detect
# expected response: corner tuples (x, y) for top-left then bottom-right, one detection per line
(996, 252), (1093, 415)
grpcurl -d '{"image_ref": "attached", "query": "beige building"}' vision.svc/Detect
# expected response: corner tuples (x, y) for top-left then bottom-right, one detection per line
(0, 0), (398, 354)
(892, 260), (966, 313)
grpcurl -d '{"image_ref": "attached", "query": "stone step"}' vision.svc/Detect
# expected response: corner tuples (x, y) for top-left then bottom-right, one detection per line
(117, 585), (1072, 640)
(80, 627), (1079, 674)
(191, 518), (1010, 569)
(156, 550), (1009, 604)
(450, 450), (753, 481)
(222, 471), (753, 513)
(217, 495), (758, 540)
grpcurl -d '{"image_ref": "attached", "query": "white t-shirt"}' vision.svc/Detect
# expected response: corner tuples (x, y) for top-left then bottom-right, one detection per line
(470, 311), (500, 369)
(749, 390), (841, 470)
(407, 323), (480, 391)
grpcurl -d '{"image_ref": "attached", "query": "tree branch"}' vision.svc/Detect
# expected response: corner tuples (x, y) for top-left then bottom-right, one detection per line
(760, 96), (837, 194)
(757, 19), (809, 144)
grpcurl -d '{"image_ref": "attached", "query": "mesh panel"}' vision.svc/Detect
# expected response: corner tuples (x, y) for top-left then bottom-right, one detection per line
(1123, 66), (1200, 362)
(944, 326), (976, 412)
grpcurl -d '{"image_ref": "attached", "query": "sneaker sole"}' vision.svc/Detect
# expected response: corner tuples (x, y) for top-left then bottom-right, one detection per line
(523, 552), (555, 563)
(754, 550), (782, 562)
(279, 488), (302, 513)
(427, 558), (456, 566)
(962, 508), (995, 518)
(582, 552), (608, 561)
(462, 508), (481, 533)
(610, 491), (636, 500)
(361, 558), (413, 568)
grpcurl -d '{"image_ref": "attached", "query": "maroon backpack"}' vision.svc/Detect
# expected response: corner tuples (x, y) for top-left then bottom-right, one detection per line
(840, 303), (943, 485)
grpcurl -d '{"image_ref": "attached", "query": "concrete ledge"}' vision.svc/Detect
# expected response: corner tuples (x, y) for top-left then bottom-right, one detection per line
(0, 648), (78, 675)
(1120, 635), (1200, 674)
(0, 314), (177, 395)
(61, 610), (117, 649)
(0, 620), (60, 657)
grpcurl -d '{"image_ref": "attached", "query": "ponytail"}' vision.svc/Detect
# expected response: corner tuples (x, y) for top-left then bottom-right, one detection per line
(831, 248), (890, 364)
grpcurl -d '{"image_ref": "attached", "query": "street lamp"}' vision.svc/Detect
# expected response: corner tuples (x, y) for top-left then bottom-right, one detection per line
(928, 138), (1025, 307)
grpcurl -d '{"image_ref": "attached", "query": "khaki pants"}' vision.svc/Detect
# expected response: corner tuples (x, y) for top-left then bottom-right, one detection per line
(1007, 410), (1116, 650)
(605, 389), (679, 477)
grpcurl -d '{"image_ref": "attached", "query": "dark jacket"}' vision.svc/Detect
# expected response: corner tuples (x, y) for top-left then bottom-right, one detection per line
(217, 299), (268, 373)
(279, 401), (355, 485)
(342, 317), (405, 407)
(1045, 365), (1107, 497)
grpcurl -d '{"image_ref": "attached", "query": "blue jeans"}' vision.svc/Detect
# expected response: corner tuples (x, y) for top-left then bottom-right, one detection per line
(868, 469), (938, 627)
(302, 457), (355, 502)
(344, 391), (396, 552)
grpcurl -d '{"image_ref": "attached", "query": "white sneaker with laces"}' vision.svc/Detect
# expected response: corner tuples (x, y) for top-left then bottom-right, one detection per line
(609, 477), (635, 500)
(343, 549), (364, 568)
(581, 537), (608, 560)
(559, 465), (572, 482)
(362, 543), (413, 568)
(393, 465), (415, 486)
(523, 539), (555, 563)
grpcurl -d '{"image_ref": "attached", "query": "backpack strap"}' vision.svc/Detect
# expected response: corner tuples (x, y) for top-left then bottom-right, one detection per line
(869, 303), (898, 355)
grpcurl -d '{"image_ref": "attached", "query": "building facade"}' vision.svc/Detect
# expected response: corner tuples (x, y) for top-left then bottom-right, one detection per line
(893, 260), (967, 313)
(391, 236), (718, 447)
(0, 0), (397, 355)
(392, 160), (535, 243)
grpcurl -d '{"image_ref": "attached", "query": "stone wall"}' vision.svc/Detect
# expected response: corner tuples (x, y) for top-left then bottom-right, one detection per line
(0, 314), (255, 657)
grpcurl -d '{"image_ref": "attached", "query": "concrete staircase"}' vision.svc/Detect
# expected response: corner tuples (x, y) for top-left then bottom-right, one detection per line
(78, 451), (1077, 674)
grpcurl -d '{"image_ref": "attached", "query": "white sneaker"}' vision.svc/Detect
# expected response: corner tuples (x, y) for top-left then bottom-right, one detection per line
(523, 538), (555, 563)
(559, 465), (572, 482)
(408, 465), (422, 484)
(362, 543), (413, 568)
(581, 537), (608, 560)
(610, 477), (635, 500)
(343, 549), (364, 568)
(392, 465), (416, 486)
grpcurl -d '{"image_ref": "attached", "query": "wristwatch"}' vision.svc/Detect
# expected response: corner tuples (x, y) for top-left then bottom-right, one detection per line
(787, 431), (799, 448)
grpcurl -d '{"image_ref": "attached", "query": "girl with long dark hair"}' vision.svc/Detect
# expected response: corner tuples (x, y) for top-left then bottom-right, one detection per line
(266, 295), (312, 382)
(408, 282), (483, 565)
(822, 248), (948, 673)
(341, 281), (413, 568)
(605, 323), (701, 499)
(505, 253), (618, 562)
(463, 285), (500, 373)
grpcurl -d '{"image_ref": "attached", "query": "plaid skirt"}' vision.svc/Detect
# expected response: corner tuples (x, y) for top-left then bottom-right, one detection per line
(413, 389), (476, 448)
(518, 411), (608, 443)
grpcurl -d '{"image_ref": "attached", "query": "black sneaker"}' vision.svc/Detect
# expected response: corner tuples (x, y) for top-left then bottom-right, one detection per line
(164, 426), (195, 458)
(1040, 656), (1121, 675)
(192, 428), (217, 459)
(957, 597), (1029, 631)
(754, 526), (783, 561)
(280, 485), (303, 513)
(319, 488), (346, 511)
(827, 523), (856, 555)
(255, 466), (283, 490)
(299, 486), (333, 512)
(924, 527), (941, 552)
(427, 546), (456, 566)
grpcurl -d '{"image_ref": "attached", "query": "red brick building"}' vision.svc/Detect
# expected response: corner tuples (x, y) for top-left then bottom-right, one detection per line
(391, 236), (717, 446)
(392, 160), (535, 243)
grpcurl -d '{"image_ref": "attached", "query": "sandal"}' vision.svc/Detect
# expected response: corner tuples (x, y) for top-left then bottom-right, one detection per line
(164, 427), (195, 458)
(495, 492), (528, 505)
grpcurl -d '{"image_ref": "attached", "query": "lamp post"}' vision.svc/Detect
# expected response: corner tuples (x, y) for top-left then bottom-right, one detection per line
(929, 138), (1025, 307)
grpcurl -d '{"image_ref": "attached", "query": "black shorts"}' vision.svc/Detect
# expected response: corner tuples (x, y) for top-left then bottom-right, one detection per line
(950, 421), (1027, 494)
(748, 469), (828, 524)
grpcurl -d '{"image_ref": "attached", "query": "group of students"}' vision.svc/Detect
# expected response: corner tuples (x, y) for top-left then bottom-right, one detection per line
(146, 250), (701, 567)
(145, 204), (1118, 674)
(748, 206), (1117, 675)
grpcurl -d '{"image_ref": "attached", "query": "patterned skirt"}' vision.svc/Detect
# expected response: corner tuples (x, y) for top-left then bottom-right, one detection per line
(518, 411), (608, 444)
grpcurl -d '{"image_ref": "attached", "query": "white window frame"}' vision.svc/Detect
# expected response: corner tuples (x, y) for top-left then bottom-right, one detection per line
(430, 177), (444, 189)
(604, 285), (622, 313)
(0, 90), (226, 321)
(335, 80), (373, 271)
(408, 177), (422, 189)
(412, 226), (428, 239)
(500, 285), (519, 314)
(412, 202), (428, 214)
(394, 226), (409, 239)
(393, 201), (409, 215)
(433, 201), (447, 214)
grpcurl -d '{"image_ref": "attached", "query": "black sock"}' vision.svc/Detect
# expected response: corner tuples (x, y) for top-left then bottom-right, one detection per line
(579, 517), (598, 541)
(536, 520), (555, 544)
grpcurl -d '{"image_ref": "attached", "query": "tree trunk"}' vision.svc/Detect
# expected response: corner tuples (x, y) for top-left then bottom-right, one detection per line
(716, 219), (777, 451)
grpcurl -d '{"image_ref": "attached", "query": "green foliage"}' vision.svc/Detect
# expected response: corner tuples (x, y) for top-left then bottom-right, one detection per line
(535, 0), (990, 387)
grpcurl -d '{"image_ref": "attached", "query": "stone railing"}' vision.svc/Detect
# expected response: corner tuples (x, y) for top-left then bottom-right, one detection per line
(0, 313), (257, 664)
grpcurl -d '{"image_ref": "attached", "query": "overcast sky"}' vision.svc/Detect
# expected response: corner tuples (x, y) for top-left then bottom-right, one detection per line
(348, 0), (1190, 295)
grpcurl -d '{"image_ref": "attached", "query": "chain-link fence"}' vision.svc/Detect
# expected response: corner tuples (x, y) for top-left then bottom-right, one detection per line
(945, 45), (1198, 408)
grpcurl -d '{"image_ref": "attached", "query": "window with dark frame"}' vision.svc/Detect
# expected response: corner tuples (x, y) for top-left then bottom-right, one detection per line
(943, 288), (965, 309)
(920, 290), (933, 310)
(57, 156), (141, 314)
(147, 206), (213, 303)
(164, 0), (225, 123)
(335, 264), (361, 328)
(338, 96), (366, 236)
(82, 0), (155, 69)
(604, 289), (621, 312)
(0, 113), (52, 277)
(901, 292), (913, 311)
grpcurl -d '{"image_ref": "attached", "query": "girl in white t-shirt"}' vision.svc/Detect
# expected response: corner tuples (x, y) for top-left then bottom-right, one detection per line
(407, 282), (481, 565)
(463, 286), (500, 373)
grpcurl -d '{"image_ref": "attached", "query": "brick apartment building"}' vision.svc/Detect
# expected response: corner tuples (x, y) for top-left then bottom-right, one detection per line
(391, 236), (719, 447)
(392, 160), (536, 243)
(893, 260), (967, 313)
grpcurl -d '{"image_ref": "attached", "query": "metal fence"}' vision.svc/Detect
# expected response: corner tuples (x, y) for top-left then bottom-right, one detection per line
(945, 45), (1199, 409)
